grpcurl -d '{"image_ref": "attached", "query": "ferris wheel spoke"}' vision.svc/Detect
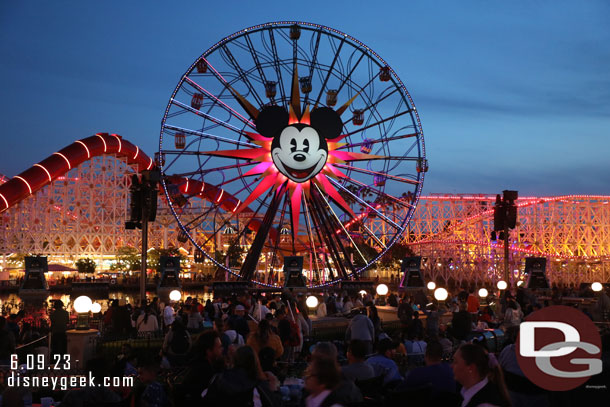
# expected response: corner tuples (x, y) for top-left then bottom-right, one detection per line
(170, 99), (249, 135)
(302, 30), (322, 109)
(308, 193), (353, 279)
(313, 184), (368, 266)
(341, 176), (414, 210)
(313, 36), (346, 108)
(336, 131), (417, 151)
(268, 29), (288, 109)
(327, 178), (402, 230)
(239, 182), (287, 281)
(163, 125), (257, 149)
(341, 86), (401, 123)
(343, 109), (412, 137)
(265, 194), (289, 278)
(183, 77), (256, 130)
(333, 163), (419, 185)
(221, 45), (265, 108)
(301, 189), (323, 283)
(335, 51), (367, 96)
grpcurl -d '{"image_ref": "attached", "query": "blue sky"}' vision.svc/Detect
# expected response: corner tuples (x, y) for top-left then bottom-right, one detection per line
(1, 0), (608, 196)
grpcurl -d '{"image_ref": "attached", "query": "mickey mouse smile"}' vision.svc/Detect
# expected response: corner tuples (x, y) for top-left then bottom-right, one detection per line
(271, 126), (328, 183)
(273, 154), (325, 181)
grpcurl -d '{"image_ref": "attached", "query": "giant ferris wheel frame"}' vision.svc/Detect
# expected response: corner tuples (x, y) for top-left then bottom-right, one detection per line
(158, 21), (427, 288)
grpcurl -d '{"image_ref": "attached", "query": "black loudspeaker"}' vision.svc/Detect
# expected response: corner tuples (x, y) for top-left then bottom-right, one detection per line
(212, 281), (251, 297)
(400, 256), (425, 288)
(21, 256), (49, 290)
(283, 256), (307, 288)
(525, 257), (549, 289)
(158, 256), (181, 288)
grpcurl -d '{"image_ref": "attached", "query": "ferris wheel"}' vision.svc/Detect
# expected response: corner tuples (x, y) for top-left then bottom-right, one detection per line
(159, 22), (427, 288)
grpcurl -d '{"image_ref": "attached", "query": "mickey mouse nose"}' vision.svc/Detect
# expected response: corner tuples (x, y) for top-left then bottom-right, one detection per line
(293, 153), (306, 162)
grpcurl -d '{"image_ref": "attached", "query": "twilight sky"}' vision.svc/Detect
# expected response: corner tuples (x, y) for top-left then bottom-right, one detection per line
(1, 0), (608, 196)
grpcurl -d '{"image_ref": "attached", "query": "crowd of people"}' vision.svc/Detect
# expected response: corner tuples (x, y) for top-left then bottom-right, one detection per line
(0, 283), (608, 406)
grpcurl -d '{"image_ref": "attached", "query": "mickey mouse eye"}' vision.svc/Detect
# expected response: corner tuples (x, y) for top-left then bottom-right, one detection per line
(303, 139), (310, 153)
(290, 138), (297, 153)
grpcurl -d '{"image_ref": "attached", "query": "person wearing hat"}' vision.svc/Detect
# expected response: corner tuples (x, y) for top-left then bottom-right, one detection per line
(50, 300), (69, 356)
(366, 338), (403, 387)
(228, 304), (250, 340)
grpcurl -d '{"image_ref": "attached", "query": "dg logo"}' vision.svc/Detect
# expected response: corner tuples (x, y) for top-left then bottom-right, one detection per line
(516, 305), (602, 391)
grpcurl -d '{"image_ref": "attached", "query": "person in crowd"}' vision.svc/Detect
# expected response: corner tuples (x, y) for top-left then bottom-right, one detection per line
(247, 319), (284, 359)
(113, 299), (133, 337)
(366, 338), (403, 387)
(316, 296), (327, 317)
(162, 320), (191, 366)
(341, 339), (376, 382)
(136, 306), (159, 335)
(187, 303), (204, 332)
(404, 332), (427, 366)
(368, 305), (382, 342)
(397, 296), (413, 334)
(177, 330), (224, 406)
(345, 308), (375, 355)
(452, 343), (511, 407)
(408, 310), (424, 340)
(425, 302), (440, 339)
(163, 301), (175, 331)
(276, 307), (300, 362)
(403, 340), (456, 393)
(50, 300), (69, 356)
(304, 357), (344, 407)
(133, 359), (169, 407)
(467, 288), (480, 315)
(451, 301), (473, 341)
(387, 292), (399, 307)
(222, 316), (245, 352)
(229, 304), (250, 340)
(499, 326), (549, 407)
(6, 314), (20, 340)
(503, 300), (522, 329)
(0, 317), (16, 365)
(343, 296), (354, 312)
(202, 345), (278, 406)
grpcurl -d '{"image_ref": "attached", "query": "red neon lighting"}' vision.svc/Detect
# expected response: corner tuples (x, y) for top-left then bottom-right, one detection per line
(33, 164), (52, 182)
(184, 178), (189, 193)
(216, 189), (224, 203)
(0, 193), (8, 208)
(200, 182), (205, 194)
(75, 140), (91, 158)
(146, 157), (153, 170)
(96, 134), (107, 152)
(133, 146), (139, 160)
(112, 134), (122, 152)
(233, 200), (241, 212)
(14, 176), (32, 194)
(53, 152), (71, 170)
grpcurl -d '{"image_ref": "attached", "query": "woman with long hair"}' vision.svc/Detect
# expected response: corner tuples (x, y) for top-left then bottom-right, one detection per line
(452, 343), (511, 407)
(136, 306), (159, 335)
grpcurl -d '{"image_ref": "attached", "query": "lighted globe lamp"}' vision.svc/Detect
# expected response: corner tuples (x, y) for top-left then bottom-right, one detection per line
(73, 295), (93, 330)
(478, 288), (488, 298)
(497, 280), (507, 290)
(306, 295), (319, 309)
(592, 282), (603, 292)
(169, 289), (182, 302)
(376, 284), (389, 296)
(427, 281), (436, 290)
(376, 283), (388, 306)
(517, 280), (524, 287)
(358, 290), (367, 297)
(90, 302), (102, 314)
(434, 287), (448, 301)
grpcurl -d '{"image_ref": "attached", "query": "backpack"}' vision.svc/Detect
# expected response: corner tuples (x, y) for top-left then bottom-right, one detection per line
(170, 330), (190, 355)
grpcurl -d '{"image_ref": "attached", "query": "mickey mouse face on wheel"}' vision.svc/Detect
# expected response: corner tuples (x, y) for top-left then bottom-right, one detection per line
(256, 106), (343, 183)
